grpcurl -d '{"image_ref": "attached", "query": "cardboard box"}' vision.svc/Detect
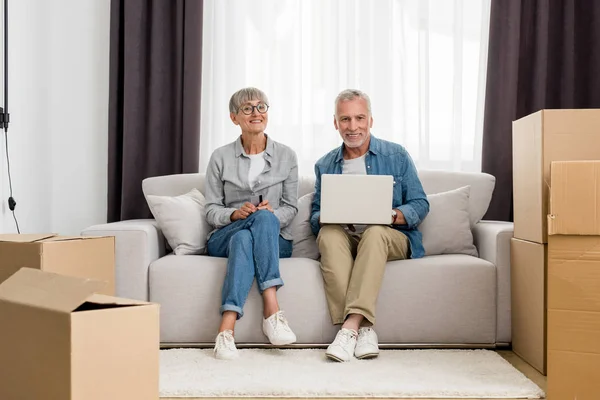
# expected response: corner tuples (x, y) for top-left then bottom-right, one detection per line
(510, 238), (547, 375)
(0, 234), (115, 295)
(547, 160), (600, 399)
(512, 109), (600, 243)
(547, 235), (600, 399)
(0, 268), (159, 400)
(548, 160), (600, 236)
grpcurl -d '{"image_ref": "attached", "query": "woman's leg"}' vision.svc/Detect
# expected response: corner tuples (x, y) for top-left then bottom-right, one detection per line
(245, 211), (296, 345)
(208, 221), (257, 360)
(208, 221), (257, 330)
(246, 210), (284, 295)
(262, 235), (293, 317)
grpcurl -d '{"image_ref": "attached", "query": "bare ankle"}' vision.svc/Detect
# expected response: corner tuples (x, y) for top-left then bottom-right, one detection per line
(219, 311), (237, 333)
(262, 287), (279, 318)
(341, 314), (363, 332)
(263, 307), (279, 319)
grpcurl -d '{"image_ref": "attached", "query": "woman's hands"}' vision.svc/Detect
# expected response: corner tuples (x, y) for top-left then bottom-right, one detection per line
(230, 202), (256, 221)
(230, 200), (273, 221)
(257, 199), (273, 212)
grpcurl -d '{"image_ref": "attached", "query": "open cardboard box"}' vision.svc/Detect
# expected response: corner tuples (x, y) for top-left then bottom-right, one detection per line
(0, 234), (115, 295)
(0, 268), (159, 400)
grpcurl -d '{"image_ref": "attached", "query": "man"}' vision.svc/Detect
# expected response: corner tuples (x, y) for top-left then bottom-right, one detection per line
(310, 89), (430, 362)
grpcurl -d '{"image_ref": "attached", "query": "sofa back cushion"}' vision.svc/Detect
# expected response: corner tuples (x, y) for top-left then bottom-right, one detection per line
(417, 170), (495, 227)
(142, 170), (494, 258)
(143, 170), (495, 227)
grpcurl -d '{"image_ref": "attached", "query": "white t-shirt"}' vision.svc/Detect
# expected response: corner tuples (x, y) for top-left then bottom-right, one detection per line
(248, 152), (265, 189)
(342, 153), (367, 175)
(342, 154), (367, 234)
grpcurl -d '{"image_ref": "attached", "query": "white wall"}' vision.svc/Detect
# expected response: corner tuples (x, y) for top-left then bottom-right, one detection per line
(0, 0), (110, 234)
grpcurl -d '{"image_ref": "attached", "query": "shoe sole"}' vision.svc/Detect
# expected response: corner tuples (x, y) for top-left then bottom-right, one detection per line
(325, 353), (347, 362)
(269, 340), (296, 346)
(356, 352), (379, 359)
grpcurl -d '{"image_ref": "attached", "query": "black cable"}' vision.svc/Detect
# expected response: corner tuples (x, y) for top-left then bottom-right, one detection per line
(2, 0), (18, 233)
(3, 127), (18, 233)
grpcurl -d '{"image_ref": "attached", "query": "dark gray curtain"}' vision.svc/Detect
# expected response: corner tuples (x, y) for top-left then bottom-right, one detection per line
(108, 0), (203, 222)
(482, 0), (600, 221)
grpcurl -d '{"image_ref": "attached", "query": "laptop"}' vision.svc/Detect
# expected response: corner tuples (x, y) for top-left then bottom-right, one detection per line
(320, 174), (394, 225)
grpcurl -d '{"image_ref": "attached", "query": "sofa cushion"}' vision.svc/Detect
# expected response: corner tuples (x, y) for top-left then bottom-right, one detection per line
(149, 253), (496, 344)
(146, 188), (211, 255)
(419, 186), (477, 257)
(290, 193), (320, 260)
(418, 170), (495, 227)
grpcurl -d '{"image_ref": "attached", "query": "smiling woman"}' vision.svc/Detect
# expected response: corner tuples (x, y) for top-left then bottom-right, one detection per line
(202, 87), (300, 360)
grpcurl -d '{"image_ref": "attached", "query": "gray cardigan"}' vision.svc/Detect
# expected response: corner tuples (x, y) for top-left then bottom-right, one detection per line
(204, 135), (299, 240)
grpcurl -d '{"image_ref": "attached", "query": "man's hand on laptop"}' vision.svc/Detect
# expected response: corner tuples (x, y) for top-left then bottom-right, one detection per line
(257, 199), (274, 213)
(392, 209), (406, 225)
(231, 202), (257, 221)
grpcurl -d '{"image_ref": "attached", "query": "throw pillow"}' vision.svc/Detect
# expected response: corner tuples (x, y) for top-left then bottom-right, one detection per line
(418, 186), (478, 257)
(290, 192), (320, 260)
(146, 188), (211, 255)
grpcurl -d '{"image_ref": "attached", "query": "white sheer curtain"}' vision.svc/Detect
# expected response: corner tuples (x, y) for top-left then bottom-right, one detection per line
(200, 0), (491, 176)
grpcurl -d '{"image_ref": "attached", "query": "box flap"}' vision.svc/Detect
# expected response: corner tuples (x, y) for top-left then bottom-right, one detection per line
(549, 160), (600, 235)
(85, 293), (151, 306)
(0, 268), (107, 313)
(0, 233), (57, 243)
(42, 236), (101, 243)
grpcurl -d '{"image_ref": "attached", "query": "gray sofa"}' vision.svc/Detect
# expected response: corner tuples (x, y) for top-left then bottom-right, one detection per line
(82, 170), (513, 347)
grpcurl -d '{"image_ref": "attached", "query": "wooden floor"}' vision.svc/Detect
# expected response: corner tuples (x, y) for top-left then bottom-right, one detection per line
(160, 350), (547, 400)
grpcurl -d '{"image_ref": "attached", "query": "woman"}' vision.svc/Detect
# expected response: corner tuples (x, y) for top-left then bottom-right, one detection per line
(204, 87), (299, 360)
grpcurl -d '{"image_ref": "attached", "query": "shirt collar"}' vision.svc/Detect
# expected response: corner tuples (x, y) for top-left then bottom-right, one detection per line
(235, 134), (274, 158)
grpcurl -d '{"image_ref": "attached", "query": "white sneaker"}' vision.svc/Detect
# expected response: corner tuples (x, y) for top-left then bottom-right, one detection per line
(262, 310), (297, 345)
(326, 328), (358, 362)
(355, 327), (379, 359)
(214, 330), (239, 360)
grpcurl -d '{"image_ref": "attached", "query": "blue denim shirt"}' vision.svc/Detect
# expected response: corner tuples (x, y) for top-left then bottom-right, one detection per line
(310, 135), (430, 258)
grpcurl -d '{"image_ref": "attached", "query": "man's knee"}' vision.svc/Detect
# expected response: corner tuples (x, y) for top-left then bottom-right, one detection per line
(361, 225), (389, 241)
(317, 224), (347, 243)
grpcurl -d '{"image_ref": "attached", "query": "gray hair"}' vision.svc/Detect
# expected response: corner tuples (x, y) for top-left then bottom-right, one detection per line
(229, 87), (269, 113)
(334, 89), (372, 116)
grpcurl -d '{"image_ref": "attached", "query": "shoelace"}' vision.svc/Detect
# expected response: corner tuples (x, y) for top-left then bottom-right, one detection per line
(270, 311), (292, 332)
(337, 329), (357, 346)
(215, 330), (236, 352)
(357, 328), (372, 345)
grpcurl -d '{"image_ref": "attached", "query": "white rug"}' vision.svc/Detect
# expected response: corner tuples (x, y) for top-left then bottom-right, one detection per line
(159, 348), (544, 398)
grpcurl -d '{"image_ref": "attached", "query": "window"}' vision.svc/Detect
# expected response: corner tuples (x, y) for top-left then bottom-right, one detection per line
(200, 0), (491, 176)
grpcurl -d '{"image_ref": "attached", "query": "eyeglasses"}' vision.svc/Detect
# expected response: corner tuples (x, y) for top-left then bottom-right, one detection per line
(238, 103), (269, 115)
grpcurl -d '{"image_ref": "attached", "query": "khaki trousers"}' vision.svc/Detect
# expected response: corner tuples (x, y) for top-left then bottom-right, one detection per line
(317, 225), (409, 326)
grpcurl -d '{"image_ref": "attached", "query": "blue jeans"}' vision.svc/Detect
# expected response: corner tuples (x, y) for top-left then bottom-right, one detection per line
(207, 210), (292, 319)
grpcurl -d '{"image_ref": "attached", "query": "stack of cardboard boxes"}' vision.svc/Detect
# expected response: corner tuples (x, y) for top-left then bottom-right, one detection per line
(0, 234), (160, 400)
(511, 109), (600, 375)
(547, 160), (600, 399)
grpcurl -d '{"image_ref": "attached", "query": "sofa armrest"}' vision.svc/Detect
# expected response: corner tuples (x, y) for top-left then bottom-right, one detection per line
(81, 219), (166, 301)
(472, 220), (514, 344)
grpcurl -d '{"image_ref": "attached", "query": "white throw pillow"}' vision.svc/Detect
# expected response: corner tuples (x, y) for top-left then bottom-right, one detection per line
(418, 186), (478, 257)
(146, 189), (211, 255)
(290, 193), (320, 260)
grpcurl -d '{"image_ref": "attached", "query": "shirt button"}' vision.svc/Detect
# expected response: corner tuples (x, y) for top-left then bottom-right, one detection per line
(367, 165), (371, 168)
